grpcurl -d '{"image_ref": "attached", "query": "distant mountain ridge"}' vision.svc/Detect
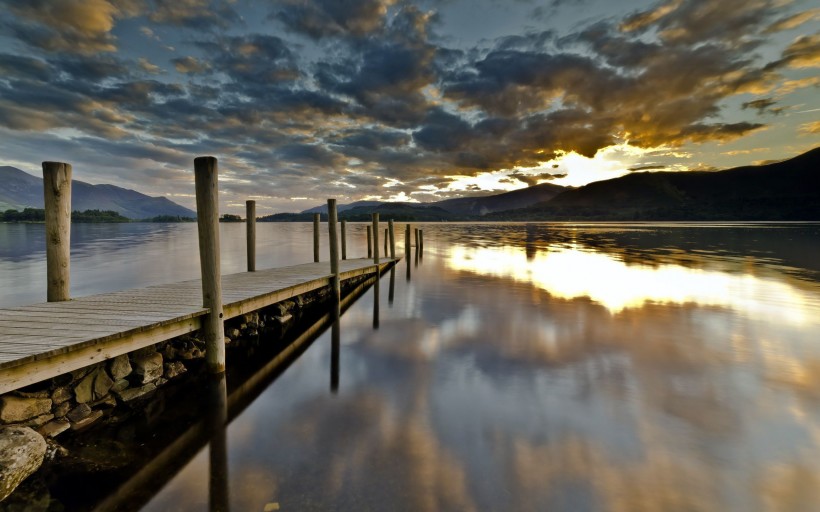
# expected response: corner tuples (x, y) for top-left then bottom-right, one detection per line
(490, 146), (820, 220)
(0, 166), (195, 219)
(299, 182), (568, 218)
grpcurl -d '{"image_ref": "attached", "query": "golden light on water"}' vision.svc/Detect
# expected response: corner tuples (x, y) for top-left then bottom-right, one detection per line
(446, 245), (820, 325)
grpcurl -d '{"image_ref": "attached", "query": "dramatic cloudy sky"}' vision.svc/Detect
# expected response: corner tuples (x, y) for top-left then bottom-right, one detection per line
(1, 0), (818, 213)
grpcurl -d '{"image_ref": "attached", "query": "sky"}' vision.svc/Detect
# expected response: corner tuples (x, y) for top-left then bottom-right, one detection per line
(0, 0), (818, 214)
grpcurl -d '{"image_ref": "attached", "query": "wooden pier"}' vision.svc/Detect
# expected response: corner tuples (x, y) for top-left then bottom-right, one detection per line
(0, 258), (396, 394)
(0, 156), (405, 396)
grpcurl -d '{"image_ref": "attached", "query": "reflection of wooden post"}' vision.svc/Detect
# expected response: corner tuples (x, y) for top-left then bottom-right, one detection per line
(313, 213), (320, 262)
(331, 309), (340, 394)
(388, 267), (395, 305)
(373, 276), (380, 330)
(194, 156), (226, 374)
(207, 374), (229, 512)
(384, 228), (388, 258)
(341, 220), (347, 260)
(405, 224), (411, 281)
(246, 200), (256, 272)
(42, 161), (72, 302)
(372, 214), (379, 265)
(327, 199), (340, 304)
(366, 225), (372, 258)
(388, 220), (396, 259)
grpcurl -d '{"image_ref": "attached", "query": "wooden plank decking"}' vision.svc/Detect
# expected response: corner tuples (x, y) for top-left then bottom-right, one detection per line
(0, 257), (396, 394)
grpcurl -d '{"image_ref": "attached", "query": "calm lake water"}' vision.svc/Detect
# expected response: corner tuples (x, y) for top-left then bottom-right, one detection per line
(2, 222), (820, 511)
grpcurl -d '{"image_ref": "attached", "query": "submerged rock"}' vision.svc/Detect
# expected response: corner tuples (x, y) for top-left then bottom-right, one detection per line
(0, 426), (46, 502)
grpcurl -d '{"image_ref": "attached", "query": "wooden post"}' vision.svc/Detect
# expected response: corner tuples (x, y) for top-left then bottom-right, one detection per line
(313, 213), (320, 263)
(372, 214), (379, 265)
(42, 162), (72, 302)
(414, 228), (419, 249)
(366, 225), (372, 258)
(388, 220), (396, 259)
(420, 229), (424, 252)
(327, 199), (340, 303)
(246, 200), (256, 272)
(341, 220), (347, 260)
(384, 228), (388, 258)
(194, 156), (226, 374)
(405, 224), (411, 257)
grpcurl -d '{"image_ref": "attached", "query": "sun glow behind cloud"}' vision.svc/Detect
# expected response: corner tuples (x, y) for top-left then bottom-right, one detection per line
(446, 245), (820, 325)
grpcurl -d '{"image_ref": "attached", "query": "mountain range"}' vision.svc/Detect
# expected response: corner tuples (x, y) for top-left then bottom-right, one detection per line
(286, 147), (819, 221)
(0, 166), (195, 220)
(490, 146), (820, 220)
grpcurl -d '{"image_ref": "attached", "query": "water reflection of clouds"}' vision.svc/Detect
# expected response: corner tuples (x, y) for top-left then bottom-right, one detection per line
(447, 245), (820, 326)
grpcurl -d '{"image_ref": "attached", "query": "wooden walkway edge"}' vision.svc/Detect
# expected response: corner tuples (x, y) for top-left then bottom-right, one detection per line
(0, 258), (397, 394)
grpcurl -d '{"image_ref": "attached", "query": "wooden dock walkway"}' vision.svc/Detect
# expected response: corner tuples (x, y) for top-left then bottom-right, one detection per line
(0, 258), (397, 394)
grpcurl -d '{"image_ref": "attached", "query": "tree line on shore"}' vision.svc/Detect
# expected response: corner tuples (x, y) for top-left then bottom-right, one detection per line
(0, 208), (196, 223)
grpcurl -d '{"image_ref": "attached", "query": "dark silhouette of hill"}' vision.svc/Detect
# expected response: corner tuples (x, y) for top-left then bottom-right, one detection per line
(0, 166), (195, 220)
(301, 200), (383, 214)
(489, 147), (820, 220)
(434, 182), (567, 216)
(298, 182), (568, 218)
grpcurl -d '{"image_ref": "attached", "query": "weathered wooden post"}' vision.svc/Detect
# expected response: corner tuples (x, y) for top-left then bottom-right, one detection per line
(194, 156), (226, 374)
(313, 213), (320, 263)
(405, 224), (411, 257)
(341, 220), (347, 260)
(414, 228), (419, 249)
(42, 161), (72, 302)
(246, 200), (256, 272)
(366, 225), (372, 258)
(384, 228), (388, 258)
(388, 219), (396, 259)
(372, 213), (380, 265)
(420, 229), (424, 252)
(327, 199), (341, 303)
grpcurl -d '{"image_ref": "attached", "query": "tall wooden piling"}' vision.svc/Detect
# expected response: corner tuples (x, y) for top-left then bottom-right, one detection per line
(414, 228), (419, 249)
(313, 213), (320, 263)
(405, 224), (411, 257)
(384, 228), (388, 258)
(366, 225), (372, 258)
(420, 229), (424, 252)
(194, 156), (226, 374)
(42, 161), (72, 302)
(388, 220), (396, 259)
(327, 199), (341, 303)
(246, 200), (256, 272)
(341, 220), (347, 260)
(372, 214), (380, 265)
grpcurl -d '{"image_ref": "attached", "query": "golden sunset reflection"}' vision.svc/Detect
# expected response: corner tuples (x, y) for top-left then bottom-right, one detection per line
(446, 244), (820, 325)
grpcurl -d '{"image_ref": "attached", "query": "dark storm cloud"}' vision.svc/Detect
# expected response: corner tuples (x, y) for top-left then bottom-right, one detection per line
(741, 97), (778, 114)
(628, 165), (666, 172)
(329, 129), (412, 151)
(0, 54), (52, 81)
(145, 0), (241, 30)
(620, 0), (781, 45)
(272, 0), (393, 40)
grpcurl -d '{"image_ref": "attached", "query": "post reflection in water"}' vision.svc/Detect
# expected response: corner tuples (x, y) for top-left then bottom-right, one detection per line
(206, 374), (230, 512)
(388, 267), (395, 305)
(330, 306), (340, 394)
(373, 273), (380, 329)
